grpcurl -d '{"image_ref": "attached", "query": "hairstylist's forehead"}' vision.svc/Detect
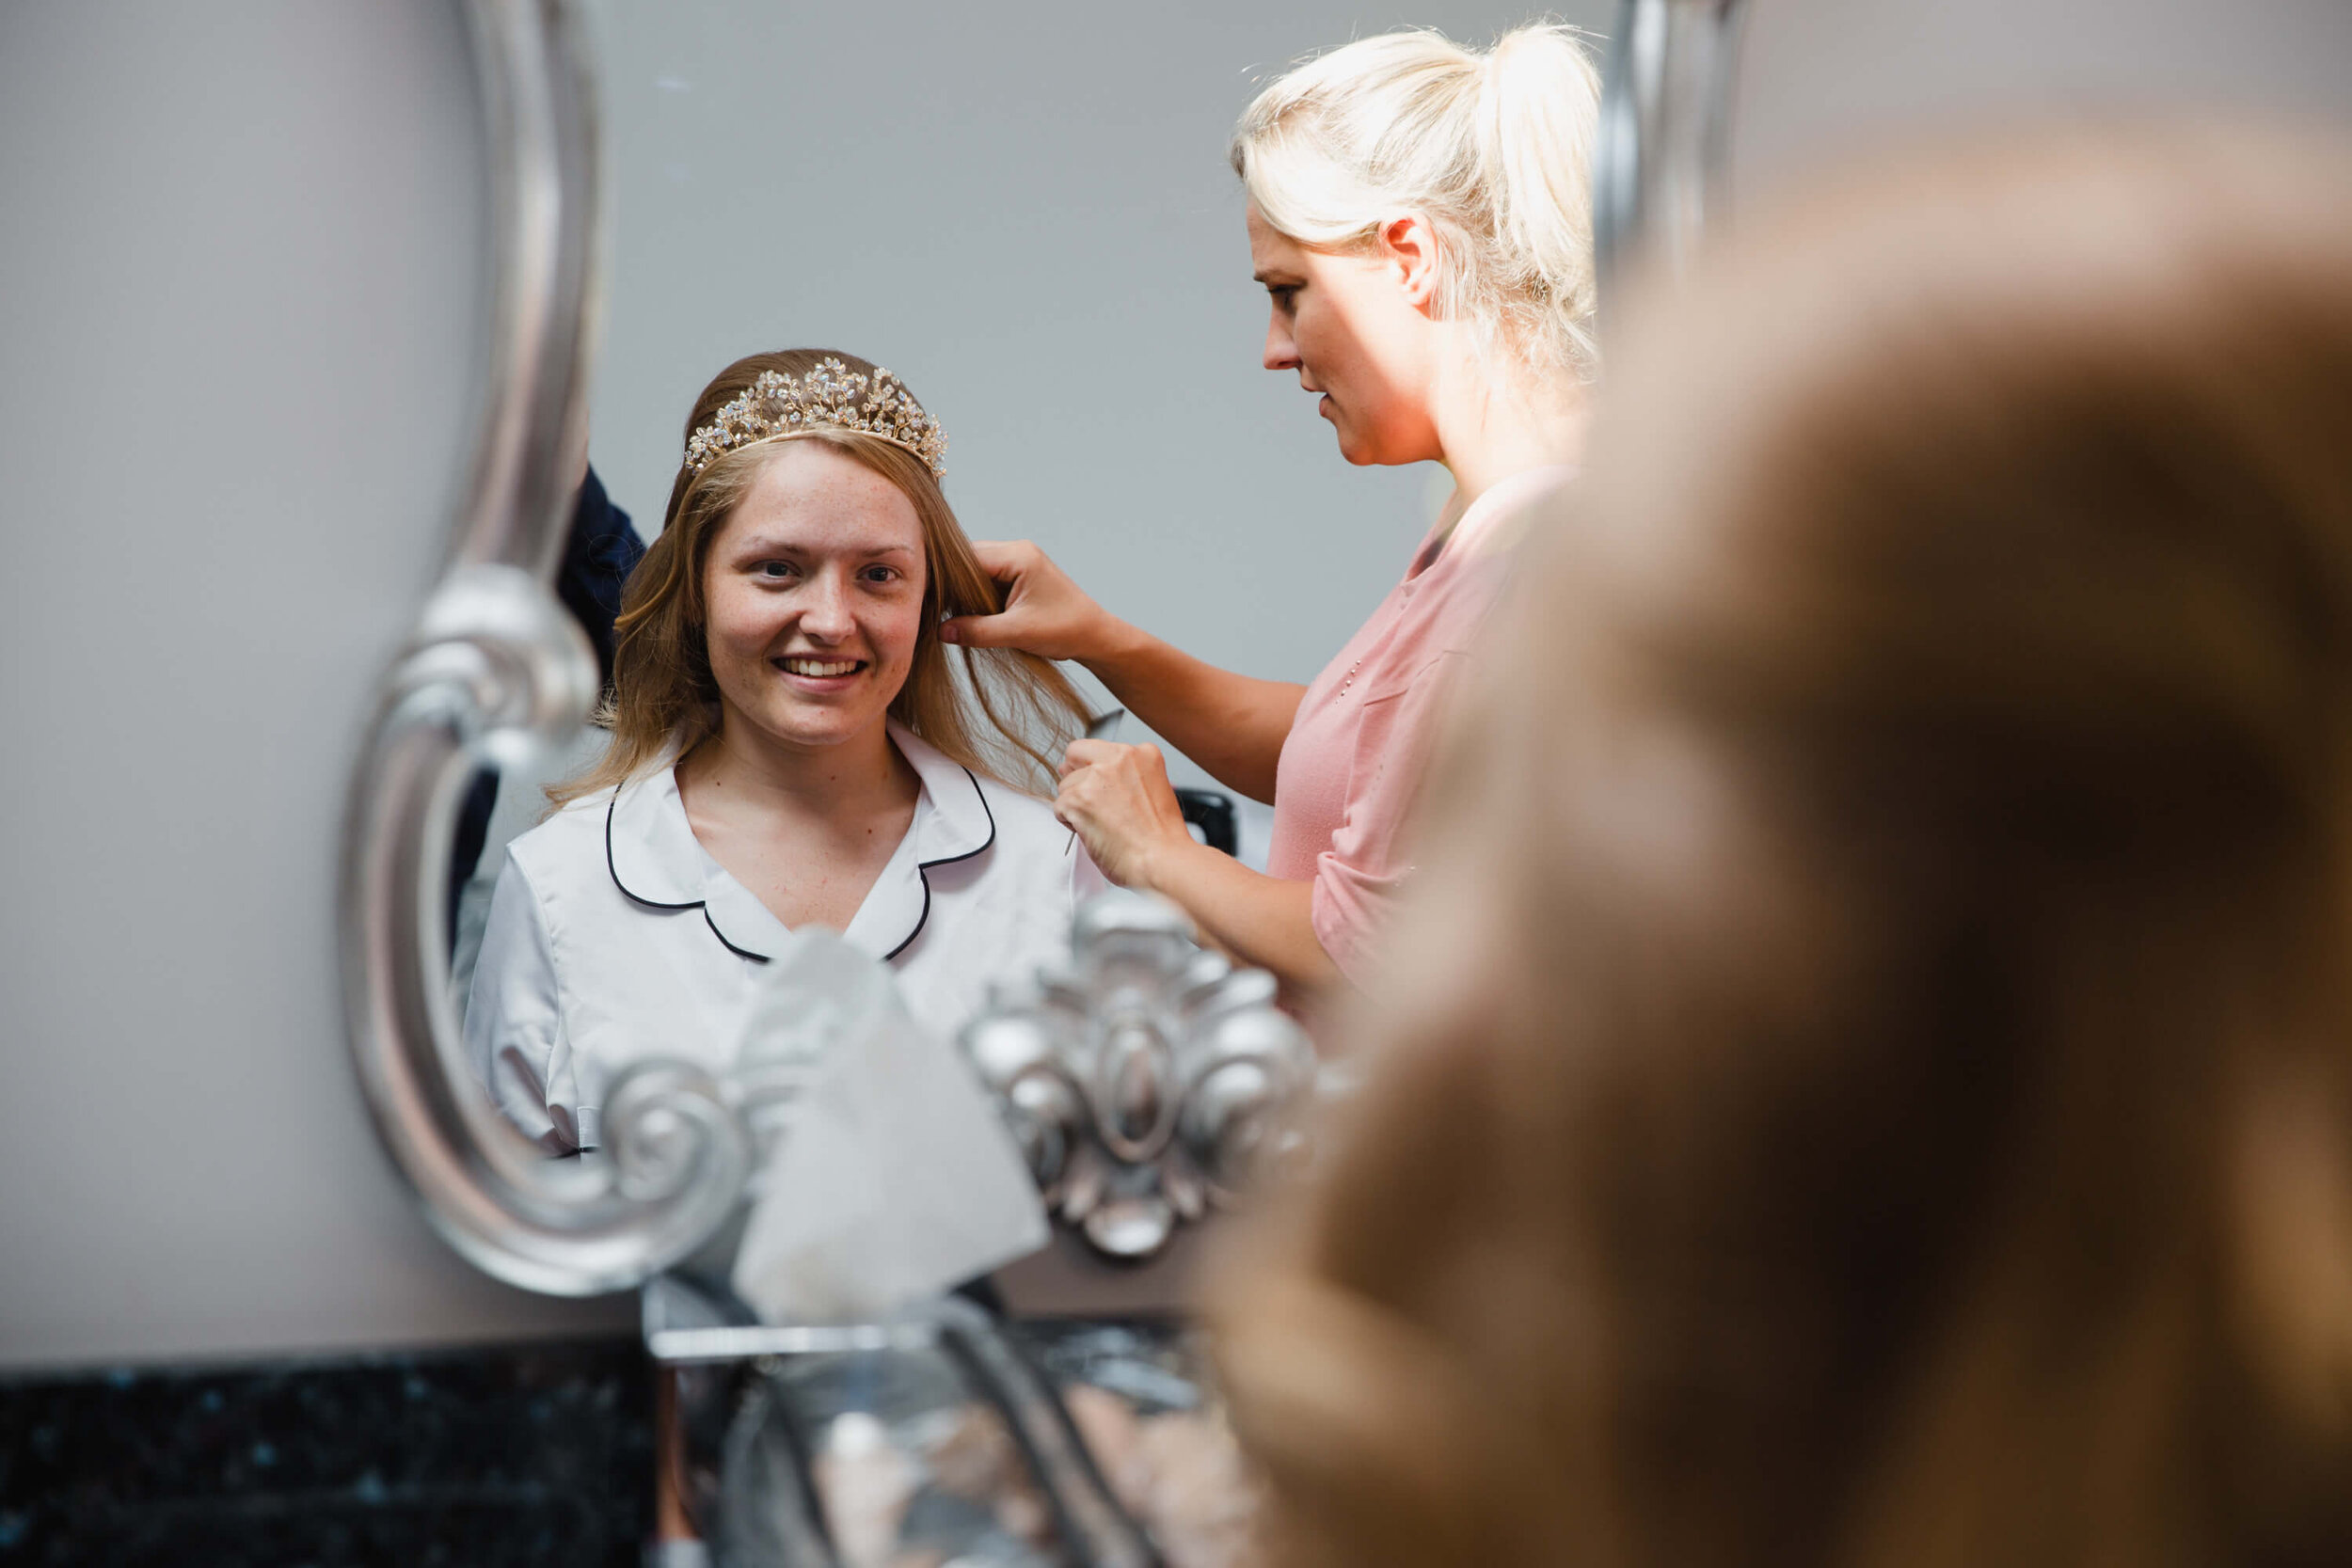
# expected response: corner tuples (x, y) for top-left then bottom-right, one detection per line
(1248, 203), (1302, 265)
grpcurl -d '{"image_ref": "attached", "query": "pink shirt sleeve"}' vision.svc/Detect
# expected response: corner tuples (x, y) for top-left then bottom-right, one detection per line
(1306, 649), (1477, 984)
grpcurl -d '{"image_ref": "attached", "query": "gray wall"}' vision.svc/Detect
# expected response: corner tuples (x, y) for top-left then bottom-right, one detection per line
(1733, 0), (2352, 199)
(4, 0), (2347, 1371)
(0, 3), (632, 1370)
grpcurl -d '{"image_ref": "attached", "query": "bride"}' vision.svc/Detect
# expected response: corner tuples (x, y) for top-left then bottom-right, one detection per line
(465, 349), (1096, 1154)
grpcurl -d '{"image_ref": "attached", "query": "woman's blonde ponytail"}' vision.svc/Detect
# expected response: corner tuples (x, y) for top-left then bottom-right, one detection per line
(1476, 24), (1602, 378)
(1232, 24), (1604, 384)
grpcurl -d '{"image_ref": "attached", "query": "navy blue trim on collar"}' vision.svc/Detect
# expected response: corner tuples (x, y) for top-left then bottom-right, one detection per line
(704, 907), (772, 963)
(605, 793), (773, 965)
(603, 767), (999, 966)
(881, 766), (996, 961)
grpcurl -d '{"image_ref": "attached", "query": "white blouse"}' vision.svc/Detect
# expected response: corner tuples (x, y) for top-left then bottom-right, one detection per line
(464, 723), (1100, 1153)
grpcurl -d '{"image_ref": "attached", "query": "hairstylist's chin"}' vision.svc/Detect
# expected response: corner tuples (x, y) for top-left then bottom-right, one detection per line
(1327, 411), (1386, 467)
(1316, 395), (1359, 452)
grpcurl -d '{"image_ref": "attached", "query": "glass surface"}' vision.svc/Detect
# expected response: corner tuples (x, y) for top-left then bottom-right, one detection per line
(717, 1322), (1254, 1568)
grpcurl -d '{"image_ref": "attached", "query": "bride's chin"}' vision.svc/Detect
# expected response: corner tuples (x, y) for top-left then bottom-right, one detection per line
(757, 699), (893, 742)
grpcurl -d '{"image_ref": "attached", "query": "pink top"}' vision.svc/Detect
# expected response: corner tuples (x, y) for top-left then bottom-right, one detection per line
(1267, 467), (1576, 984)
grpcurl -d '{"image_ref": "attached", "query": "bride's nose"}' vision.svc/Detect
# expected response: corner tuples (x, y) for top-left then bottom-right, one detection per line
(796, 567), (856, 641)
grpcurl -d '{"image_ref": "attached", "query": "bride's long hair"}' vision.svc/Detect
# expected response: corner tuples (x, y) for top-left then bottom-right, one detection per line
(548, 349), (1088, 808)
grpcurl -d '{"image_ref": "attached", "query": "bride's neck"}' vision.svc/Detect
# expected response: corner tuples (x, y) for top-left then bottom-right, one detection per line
(680, 712), (911, 820)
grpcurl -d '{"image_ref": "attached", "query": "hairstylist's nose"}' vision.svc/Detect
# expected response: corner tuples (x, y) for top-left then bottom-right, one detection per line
(1264, 310), (1299, 372)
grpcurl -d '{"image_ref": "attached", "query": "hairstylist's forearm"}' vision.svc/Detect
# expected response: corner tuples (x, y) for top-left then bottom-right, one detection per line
(1138, 838), (1339, 996)
(1082, 619), (1305, 805)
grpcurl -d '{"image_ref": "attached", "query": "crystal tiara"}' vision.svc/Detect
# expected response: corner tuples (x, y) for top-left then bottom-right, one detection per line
(681, 357), (947, 481)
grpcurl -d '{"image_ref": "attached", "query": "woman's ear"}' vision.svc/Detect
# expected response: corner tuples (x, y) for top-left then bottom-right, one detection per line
(1380, 214), (1443, 314)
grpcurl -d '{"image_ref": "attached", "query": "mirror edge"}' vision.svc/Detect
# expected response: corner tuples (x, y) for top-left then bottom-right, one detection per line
(1596, 0), (1756, 294)
(337, 0), (752, 1299)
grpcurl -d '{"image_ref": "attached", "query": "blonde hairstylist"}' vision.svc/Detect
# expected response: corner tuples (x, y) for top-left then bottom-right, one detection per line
(944, 25), (1601, 1009)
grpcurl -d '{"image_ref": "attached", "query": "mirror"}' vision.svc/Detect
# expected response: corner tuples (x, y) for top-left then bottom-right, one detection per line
(345, 0), (1746, 1311)
(425, 0), (1629, 1297)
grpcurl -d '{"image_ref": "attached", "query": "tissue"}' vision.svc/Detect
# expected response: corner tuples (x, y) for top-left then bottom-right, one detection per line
(729, 929), (1049, 1323)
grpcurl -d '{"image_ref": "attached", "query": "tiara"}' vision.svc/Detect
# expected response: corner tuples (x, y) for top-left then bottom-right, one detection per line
(682, 357), (947, 481)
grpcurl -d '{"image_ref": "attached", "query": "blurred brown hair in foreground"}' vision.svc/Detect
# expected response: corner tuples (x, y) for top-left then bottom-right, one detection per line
(1212, 123), (2352, 1568)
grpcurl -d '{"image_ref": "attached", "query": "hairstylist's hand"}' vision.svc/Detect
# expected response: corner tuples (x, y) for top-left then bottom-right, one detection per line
(1055, 739), (1195, 891)
(939, 541), (1121, 663)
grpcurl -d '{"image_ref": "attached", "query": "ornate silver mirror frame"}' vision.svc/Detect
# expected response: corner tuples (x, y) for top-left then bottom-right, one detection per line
(962, 891), (1319, 1263)
(340, 0), (752, 1297)
(335, 0), (1757, 1302)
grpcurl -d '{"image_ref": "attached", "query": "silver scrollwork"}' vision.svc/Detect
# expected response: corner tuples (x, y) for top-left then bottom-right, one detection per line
(339, 0), (751, 1297)
(961, 891), (1319, 1262)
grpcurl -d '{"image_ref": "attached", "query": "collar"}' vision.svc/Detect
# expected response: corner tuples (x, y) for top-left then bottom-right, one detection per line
(604, 722), (996, 964)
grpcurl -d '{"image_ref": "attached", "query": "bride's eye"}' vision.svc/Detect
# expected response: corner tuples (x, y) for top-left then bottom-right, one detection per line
(756, 561), (799, 580)
(860, 565), (900, 585)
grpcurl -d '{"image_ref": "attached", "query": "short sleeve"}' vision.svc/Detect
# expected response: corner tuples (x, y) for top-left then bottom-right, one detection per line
(463, 853), (585, 1153)
(1307, 651), (1475, 985)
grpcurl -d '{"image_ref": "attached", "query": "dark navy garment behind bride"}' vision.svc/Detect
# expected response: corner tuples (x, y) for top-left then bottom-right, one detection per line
(447, 466), (645, 941)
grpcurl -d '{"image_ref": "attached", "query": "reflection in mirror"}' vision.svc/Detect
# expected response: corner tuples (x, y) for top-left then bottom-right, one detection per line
(437, 0), (1624, 1300)
(351, 0), (1769, 1328)
(470, 0), (1614, 1080)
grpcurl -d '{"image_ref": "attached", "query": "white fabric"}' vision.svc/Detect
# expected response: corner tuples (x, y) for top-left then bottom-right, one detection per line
(464, 723), (1102, 1152)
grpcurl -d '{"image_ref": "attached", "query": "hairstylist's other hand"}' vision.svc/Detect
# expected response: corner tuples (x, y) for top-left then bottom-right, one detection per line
(939, 541), (1120, 663)
(1055, 739), (1194, 891)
